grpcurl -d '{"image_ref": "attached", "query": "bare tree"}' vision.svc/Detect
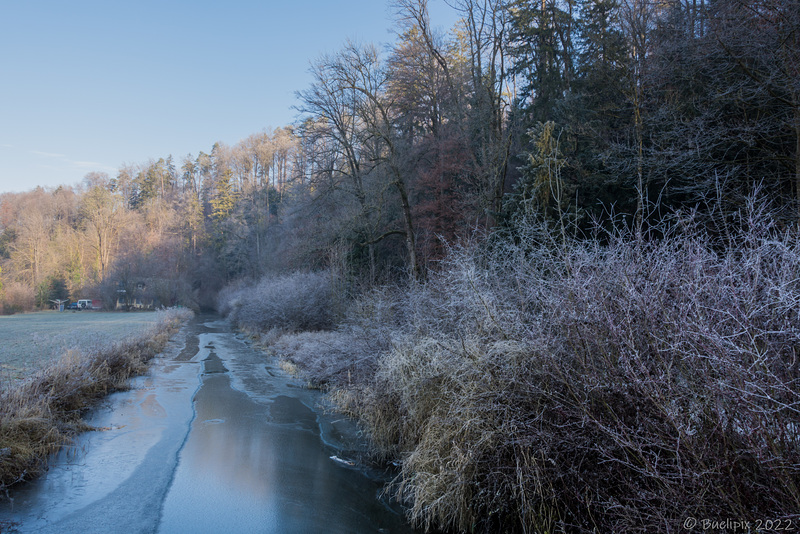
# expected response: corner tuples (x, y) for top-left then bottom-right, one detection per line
(297, 43), (417, 280)
(9, 193), (55, 288)
(338, 41), (421, 279)
(451, 0), (514, 224)
(80, 186), (125, 281)
(619, 0), (660, 235)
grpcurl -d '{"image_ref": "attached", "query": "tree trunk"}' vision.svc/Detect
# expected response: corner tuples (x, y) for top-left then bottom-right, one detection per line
(393, 173), (419, 280)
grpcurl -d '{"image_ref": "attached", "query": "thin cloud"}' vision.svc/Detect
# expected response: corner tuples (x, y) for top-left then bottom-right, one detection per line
(29, 149), (116, 175)
(30, 150), (67, 158)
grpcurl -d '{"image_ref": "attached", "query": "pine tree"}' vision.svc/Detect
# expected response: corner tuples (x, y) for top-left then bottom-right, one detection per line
(210, 169), (237, 222)
(508, 0), (577, 122)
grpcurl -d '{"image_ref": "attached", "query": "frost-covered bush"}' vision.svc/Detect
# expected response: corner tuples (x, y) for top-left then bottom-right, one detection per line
(220, 207), (800, 533)
(220, 271), (335, 333)
(331, 210), (800, 533)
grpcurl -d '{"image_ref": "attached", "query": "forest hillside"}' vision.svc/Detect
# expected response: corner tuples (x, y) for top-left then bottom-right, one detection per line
(2, 0), (798, 312)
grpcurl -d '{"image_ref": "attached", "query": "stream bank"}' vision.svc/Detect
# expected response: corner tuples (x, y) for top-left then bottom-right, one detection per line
(0, 314), (416, 534)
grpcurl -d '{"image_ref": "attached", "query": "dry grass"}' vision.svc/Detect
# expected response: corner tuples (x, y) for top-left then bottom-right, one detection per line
(0, 307), (193, 490)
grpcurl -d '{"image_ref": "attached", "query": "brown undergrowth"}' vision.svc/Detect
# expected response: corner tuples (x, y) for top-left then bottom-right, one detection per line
(0, 307), (193, 490)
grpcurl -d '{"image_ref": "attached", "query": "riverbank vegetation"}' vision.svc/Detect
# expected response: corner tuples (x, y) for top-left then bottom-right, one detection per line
(222, 204), (800, 532)
(2, 0), (799, 530)
(0, 307), (192, 490)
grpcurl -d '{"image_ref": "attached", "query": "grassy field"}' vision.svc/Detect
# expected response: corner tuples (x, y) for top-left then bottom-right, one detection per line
(0, 307), (193, 489)
(0, 311), (162, 381)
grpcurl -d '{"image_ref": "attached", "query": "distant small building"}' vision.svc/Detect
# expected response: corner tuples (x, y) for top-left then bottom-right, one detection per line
(114, 280), (158, 310)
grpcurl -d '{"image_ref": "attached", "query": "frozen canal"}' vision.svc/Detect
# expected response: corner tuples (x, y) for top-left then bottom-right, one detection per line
(0, 315), (416, 533)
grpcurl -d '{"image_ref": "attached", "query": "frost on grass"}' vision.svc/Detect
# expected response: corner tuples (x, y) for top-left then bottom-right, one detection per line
(0, 311), (168, 380)
(0, 307), (193, 490)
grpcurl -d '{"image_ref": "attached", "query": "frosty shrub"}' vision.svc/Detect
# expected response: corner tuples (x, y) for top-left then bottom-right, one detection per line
(219, 204), (800, 533)
(329, 208), (800, 533)
(268, 330), (377, 388)
(220, 271), (335, 333)
(231, 286), (396, 404)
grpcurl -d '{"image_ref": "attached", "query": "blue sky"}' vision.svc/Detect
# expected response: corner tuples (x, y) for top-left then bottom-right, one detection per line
(0, 1), (458, 193)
